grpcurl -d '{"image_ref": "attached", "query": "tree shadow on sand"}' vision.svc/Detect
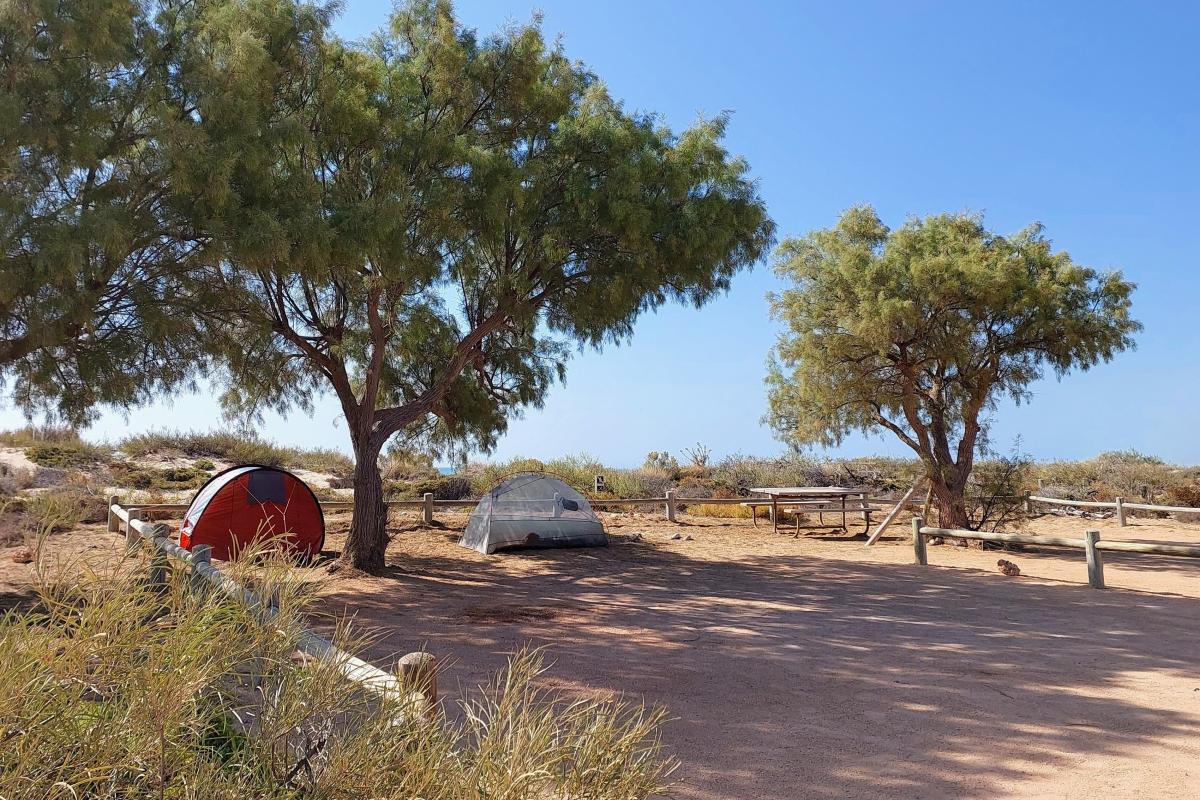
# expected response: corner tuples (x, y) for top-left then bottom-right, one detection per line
(314, 530), (1200, 799)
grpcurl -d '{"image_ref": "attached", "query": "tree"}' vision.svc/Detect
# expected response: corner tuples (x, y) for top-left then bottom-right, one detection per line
(0, 0), (214, 422)
(190, 1), (774, 569)
(766, 206), (1139, 529)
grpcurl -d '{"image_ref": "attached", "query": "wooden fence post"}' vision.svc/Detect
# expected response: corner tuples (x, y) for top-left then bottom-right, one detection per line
(148, 524), (170, 590)
(912, 517), (927, 565)
(665, 490), (677, 523)
(1115, 496), (1126, 527)
(865, 479), (923, 546)
(1023, 492), (1032, 515)
(398, 651), (439, 718)
(1084, 529), (1105, 588)
(125, 509), (142, 555)
(423, 493), (434, 525)
(191, 544), (212, 591)
(107, 495), (121, 533)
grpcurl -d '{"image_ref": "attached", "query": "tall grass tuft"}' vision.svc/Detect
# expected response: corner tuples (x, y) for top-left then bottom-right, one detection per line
(119, 429), (353, 476)
(0, 556), (673, 797)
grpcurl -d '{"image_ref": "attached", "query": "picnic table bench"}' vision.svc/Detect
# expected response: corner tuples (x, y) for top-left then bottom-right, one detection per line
(747, 487), (872, 534)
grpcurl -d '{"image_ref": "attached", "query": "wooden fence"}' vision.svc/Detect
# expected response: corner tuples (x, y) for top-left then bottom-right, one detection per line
(108, 502), (438, 713)
(1028, 494), (1200, 526)
(910, 517), (1200, 589)
(111, 491), (921, 526)
(113, 488), (1200, 551)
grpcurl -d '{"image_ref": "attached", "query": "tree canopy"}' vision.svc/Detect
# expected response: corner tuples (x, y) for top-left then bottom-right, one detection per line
(766, 206), (1139, 526)
(184, 0), (775, 567)
(0, 0), (215, 422)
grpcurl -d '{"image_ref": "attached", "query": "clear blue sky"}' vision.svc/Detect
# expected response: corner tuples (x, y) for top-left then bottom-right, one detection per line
(7, 1), (1198, 465)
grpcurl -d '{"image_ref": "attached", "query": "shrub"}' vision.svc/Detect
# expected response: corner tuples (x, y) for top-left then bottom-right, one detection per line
(119, 429), (353, 475)
(968, 448), (1032, 532)
(470, 457), (547, 493)
(17, 485), (107, 537)
(0, 425), (89, 448)
(110, 464), (209, 491)
(381, 448), (440, 482)
(681, 442), (711, 468)
(310, 485), (347, 501)
(410, 476), (472, 501)
(25, 442), (106, 469)
(606, 469), (671, 499)
(0, 564), (673, 798)
(0, 464), (36, 495)
(193, 458), (216, 471)
(642, 451), (680, 479)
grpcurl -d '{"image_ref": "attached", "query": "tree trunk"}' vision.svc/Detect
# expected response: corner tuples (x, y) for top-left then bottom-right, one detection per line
(929, 473), (971, 530)
(342, 441), (388, 571)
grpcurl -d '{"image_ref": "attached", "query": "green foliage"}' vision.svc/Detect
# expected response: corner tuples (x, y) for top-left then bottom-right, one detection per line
(20, 485), (107, 537)
(389, 475), (472, 501)
(471, 458), (549, 494)
(119, 430), (352, 475)
(767, 207), (1139, 525)
(177, 0), (773, 567)
(0, 564), (673, 797)
(1034, 450), (1191, 502)
(0, 0), (214, 422)
(109, 464), (209, 491)
(968, 446), (1033, 532)
(25, 443), (105, 469)
(381, 448), (440, 482)
(643, 452), (681, 477)
(0, 425), (88, 447)
(193, 458), (216, 471)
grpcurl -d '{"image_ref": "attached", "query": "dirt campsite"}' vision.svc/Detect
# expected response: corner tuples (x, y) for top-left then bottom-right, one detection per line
(7, 502), (1200, 800)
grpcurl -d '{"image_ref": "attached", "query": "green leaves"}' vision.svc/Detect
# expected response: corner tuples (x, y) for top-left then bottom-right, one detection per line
(0, 0), (222, 422)
(767, 206), (1139, 497)
(195, 1), (773, 457)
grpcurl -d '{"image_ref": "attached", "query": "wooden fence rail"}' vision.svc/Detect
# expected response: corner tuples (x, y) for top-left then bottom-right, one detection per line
(1028, 494), (1200, 527)
(117, 492), (919, 520)
(109, 502), (437, 712)
(911, 517), (1200, 589)
(122, 489), (1200, 535)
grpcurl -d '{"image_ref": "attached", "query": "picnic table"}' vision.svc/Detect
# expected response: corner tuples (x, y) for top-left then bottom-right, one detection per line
(748, 487), (872, 534)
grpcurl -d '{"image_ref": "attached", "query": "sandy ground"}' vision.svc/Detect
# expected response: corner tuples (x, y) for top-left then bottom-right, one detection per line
(4, 510), (1200, 798)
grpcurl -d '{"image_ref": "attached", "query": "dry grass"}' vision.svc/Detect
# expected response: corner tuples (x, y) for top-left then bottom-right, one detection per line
(0, 554), (674, 798)
(118, 429), (353, 476)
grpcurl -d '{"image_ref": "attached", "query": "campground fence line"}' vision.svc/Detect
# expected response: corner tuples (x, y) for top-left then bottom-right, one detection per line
(1027, 494), (1200, 526)
(910, 517), (1200, 589)
(110, 491), (917, 525)
(107, 502), (439, 715)
(111, 489), (1200, 529)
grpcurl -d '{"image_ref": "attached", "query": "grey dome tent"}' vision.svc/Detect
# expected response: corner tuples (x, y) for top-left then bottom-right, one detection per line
(460, 472), (607, 554)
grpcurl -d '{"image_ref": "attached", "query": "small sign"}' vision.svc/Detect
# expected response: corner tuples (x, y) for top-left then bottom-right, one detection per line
(594, 475), (607, 493)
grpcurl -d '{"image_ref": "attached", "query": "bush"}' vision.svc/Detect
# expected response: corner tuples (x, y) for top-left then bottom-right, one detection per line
(381, 448), (440, 482)
(1163, 482), (1200, 509)
(193, 458), (216, 471)
(25, 443), (106, 469)
(0, 425), (90, 448)
(0, 464), (36, 495)
(310, 485), (347, 501)
(110, 464), (209, 491)
(119, 429), (353, 475)
(0, 564), (673, 798)
(409, 476), (472, 501)
(642, 451), (680, 479)
(469, 457), (547, 494)
(16, 485), (107, 538)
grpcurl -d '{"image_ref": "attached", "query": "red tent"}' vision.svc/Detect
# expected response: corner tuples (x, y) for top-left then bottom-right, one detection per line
(180, 465), (325, 561)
